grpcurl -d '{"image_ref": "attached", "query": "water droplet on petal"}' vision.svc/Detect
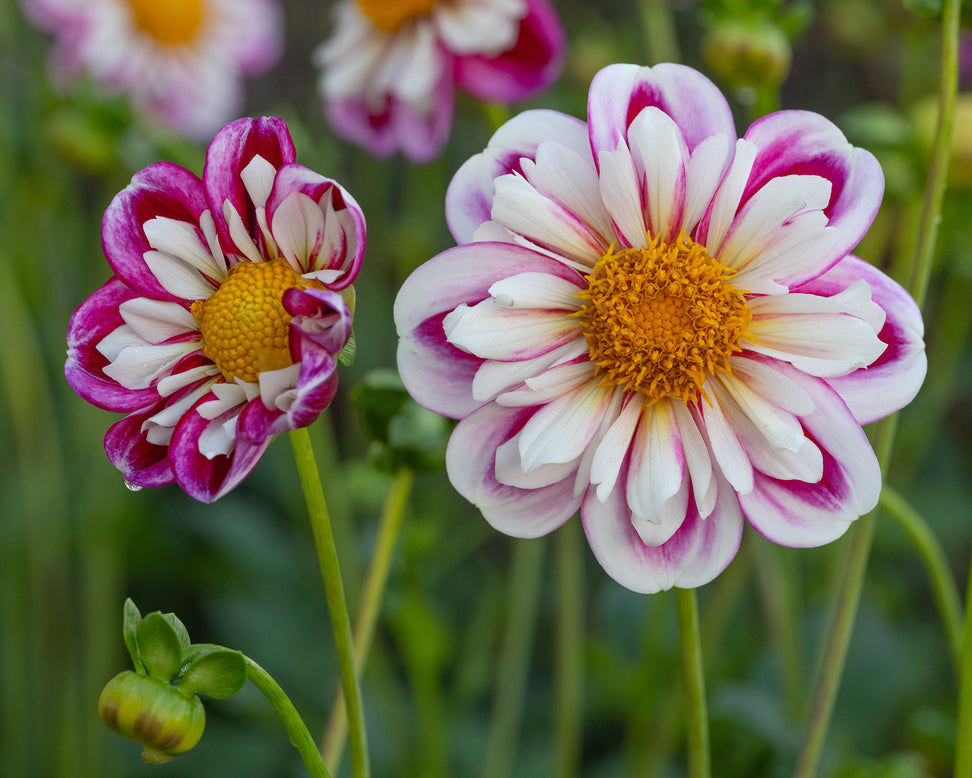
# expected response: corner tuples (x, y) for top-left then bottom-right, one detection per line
(124, 480), (143, 492)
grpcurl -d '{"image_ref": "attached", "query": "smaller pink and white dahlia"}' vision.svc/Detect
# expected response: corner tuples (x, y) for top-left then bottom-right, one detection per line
(395, 63), (927, 593)
(22, 0), (282, 138)
(66, 117), (366, 502)
(314, 0), (565, 162)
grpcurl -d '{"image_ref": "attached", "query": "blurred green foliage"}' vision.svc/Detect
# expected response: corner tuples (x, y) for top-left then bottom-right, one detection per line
(2, 0), (971, 776)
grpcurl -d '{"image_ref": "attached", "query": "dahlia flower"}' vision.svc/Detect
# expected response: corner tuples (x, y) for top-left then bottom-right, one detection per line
(66, 117), (365, 502)
(22, 0), (282, 138)
(314, 0), (565, 162)
(395, 63), (926, 593)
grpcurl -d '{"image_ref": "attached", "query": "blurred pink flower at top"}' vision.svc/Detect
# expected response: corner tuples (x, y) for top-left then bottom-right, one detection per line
(314, 0), (565, 162)
(22, 0), (283, 139)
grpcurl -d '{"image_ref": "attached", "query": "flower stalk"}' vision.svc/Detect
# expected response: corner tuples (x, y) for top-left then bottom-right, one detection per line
(675, 587), (710, 778)
(289, 427), (369, 778)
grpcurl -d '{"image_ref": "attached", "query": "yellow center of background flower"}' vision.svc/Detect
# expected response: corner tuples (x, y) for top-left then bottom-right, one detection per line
(577, 233), (750, 404)
(127, 0), (205, 46)
(191, 259), (319, 384)
(356, 0), (439, 33)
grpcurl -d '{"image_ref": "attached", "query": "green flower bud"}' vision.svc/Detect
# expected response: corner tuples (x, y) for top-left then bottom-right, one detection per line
(702, 19), (792, 92)
(98, 671), (205, 764)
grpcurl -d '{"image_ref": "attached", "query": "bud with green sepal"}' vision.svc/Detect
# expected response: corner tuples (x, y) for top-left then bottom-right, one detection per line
(98, 599), (246, 764)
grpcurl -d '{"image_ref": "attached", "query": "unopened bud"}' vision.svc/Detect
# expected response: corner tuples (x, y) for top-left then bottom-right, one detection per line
(98, 671), (205, 764)
(703, 19), (791, 92)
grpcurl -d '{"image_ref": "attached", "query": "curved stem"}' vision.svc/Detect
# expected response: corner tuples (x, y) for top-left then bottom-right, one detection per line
(289, 428), (369, 778)
(675, 587), (710, 778)
(321, 467), (414, 771)
(554, 521), (584, 778)
(244, 656), (332, 778)
(880, 486), (963, 668)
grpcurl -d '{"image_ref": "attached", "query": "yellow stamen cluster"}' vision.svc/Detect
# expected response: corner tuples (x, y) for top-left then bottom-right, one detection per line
(127, 0), (205, 46)
(356, 0), (439, 33)
(191, 259), (319, 383)
(576, 232), (750, 404)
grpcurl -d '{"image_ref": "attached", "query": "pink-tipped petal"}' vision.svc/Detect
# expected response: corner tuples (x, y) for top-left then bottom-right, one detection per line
(447, 402), (582, 537)
(453, 0), (565, 103)
(104, 404), (176, 488)
(588, 63), (736, 166)
(582, 457), (743, 593)
(740, 363), (881, 547)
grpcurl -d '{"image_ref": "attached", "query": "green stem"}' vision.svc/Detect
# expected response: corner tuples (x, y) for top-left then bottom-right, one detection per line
(554, 521), (584, 778)
(289, 428), (369, 778)
(321, 467), (414, 771)
(675, 587), (710, 778)
(792, 416), (898, 778)
(244, 656), (332, 778)
(480, 539), (546, 778)
(880, 486), (963, 668)
(956, 559), (972, 777)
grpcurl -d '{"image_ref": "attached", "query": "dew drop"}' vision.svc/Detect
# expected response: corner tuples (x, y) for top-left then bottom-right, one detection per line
(124, 480), (143, 492)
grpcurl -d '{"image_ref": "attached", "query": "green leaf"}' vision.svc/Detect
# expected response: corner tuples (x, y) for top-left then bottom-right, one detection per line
(176, 644), (247, 699)
(122, 599), (145, 673)
(162, 612), (192, 650)
(136, 612), (186, 683)
(337, 331), (357, 367)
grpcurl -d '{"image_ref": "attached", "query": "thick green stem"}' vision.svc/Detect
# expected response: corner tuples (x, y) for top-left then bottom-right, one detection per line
(289, 428), (369, 778)
(244, 657), (332, 778)
(554, 521), (584, 778)
(480, 539), (546, 778)
(880, 486), (962, 668)
(675, 587), (710, 778)
(321, 468), (414, 771)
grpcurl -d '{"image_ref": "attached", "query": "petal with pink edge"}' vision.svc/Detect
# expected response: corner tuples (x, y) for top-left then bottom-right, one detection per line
(203, 117), (296, 249)
(104, 404), (176, 488)
(102, 162), (208, 300)
(588, 63), (736, 166)
(739, 363), (881, 547)
(453, 0), (565, 104)
(798, 255), (926, 424)
(447, 402), (582, 538)
(582, 456), (743, 593)
(65, 279), (160, 412)
(742, 110), (884, 285)
(395, 242), (585, 418)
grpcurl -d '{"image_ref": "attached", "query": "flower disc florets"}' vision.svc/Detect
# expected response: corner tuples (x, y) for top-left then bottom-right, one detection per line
(578, 233), (750, 403)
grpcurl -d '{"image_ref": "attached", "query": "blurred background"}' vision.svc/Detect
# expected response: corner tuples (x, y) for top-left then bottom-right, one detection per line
(2, 0), (970, 775)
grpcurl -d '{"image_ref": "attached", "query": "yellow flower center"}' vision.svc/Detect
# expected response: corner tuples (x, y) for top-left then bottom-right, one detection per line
(191, 259), (320, 383)
(577, 232), (751, 404)
(127, 0), (205, 46)
(356, 0), (439, 33)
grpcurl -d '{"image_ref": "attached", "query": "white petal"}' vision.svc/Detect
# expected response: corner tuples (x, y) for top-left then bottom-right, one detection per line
(143, 250), (215, 300)
(497, 359), (593, 407)
(258, 363), (301, 410)
(626, 400), (687, 532)
(223, 200), (264, 263)
(702, 138), (756, 255)
(729, 356), (815, 416)
(700, 384), (754, 494)
(119, 297), (197, 343)
(272, 191), (326, 272)
(590, 393), (645, 502)
(517, 381), (612, 472)
(627, 107), (688, 242)
(444, 300), (582, 361)
(671, 401), (716, 518)
(143, 216), (223, 280)
(102, 340), (197, 390)
(196, 380), (254, 420)
(494, 437), (578, 489)
(240, 154), (277, 209)
(198, 416), (239, 459)
(683, 133), (732, 235)
(716, 373), (806, 452)
(488, 272), (584, 310)
(472, 340), (587, 403)
(156, 365), (220, 397)
(597, 140), (647, 248)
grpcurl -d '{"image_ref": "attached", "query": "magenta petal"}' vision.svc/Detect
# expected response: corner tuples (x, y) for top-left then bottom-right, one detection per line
(285, 286), (353, 358)
(395, 241), (586, 418)
(453, 0), (565, 104)
(742, 111), (884, 284)
(104, 405), (175, 488)
(203, 116), (296, 246)
(740, 363), (881, 547)
(581, 458), (743, 593)
(447, 402), (581, 537)
(795, 255), (927, 424)
(65, 278), (159, 412)
(588, 63), (736, 165)
(101, 162), (208, 300)
(169, 399), (273, 503)
(267, 164), (366, 287)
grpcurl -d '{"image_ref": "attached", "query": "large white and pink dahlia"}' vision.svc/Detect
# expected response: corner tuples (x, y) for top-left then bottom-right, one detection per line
(66, 117), (365, 502)
(22, 0), (282, 138)
(394, 63), (927, 593)
(314, 0), (564, 162)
